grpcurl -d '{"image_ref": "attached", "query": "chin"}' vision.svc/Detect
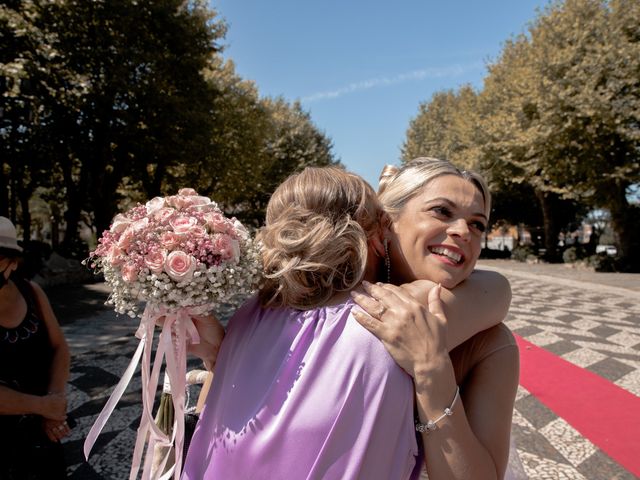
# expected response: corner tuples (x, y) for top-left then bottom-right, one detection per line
(429, 269), (466, 289)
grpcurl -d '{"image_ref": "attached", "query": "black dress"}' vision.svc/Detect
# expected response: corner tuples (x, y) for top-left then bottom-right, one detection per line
(0, 278), (66, 479)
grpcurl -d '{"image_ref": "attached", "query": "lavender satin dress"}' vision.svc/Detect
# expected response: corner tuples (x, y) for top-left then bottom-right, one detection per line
(182, 296), (420, 480)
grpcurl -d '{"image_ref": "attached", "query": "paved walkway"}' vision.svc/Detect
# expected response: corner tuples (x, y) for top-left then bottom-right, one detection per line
(52, 261), (640, 479)
(479, 260), (640, 480)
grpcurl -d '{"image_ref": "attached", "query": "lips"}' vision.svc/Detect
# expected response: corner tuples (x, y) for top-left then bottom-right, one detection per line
(428, 245), (465, 265)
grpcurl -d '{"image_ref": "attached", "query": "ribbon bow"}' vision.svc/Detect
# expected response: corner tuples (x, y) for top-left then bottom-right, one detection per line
(84, 303), (209, 480)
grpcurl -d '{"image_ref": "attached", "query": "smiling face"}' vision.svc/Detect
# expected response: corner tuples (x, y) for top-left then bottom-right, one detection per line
(387, 174), (487, 289)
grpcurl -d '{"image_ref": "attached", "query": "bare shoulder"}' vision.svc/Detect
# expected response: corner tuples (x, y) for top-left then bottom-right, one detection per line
(483, 323), (517, 348)
(28, 280), (44, 295)
(28, 281), (52, 305)
(469, 269), (511, 292)
(451, 324), (518, 381)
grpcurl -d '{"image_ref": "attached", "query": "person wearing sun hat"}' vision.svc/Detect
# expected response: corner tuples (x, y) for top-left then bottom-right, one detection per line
(0, 216), (71, 479)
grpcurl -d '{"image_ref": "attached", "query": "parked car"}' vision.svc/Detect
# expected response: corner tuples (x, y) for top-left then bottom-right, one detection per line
(595, 245), (617, 256)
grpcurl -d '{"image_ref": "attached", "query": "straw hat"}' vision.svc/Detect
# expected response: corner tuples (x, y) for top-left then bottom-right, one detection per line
(0, 216), (23, 253)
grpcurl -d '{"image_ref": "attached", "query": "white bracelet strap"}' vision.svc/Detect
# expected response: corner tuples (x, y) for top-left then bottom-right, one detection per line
(415, 386), (460, 433)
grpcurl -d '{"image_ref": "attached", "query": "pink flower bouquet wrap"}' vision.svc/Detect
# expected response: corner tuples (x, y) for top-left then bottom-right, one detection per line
(82, 188), (261, 480)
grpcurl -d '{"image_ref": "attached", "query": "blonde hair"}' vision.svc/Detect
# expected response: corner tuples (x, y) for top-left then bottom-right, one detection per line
(378, 157), (491, 219)
(259, 166), (382, 310)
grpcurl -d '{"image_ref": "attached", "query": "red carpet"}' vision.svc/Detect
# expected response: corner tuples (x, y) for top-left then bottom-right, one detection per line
(515, 335), (640, 477)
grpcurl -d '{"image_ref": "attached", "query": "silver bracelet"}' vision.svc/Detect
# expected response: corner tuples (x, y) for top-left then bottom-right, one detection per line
(415, 386), (460, 433)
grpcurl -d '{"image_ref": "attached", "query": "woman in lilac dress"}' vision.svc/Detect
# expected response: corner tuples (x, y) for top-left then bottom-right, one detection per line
(183, 166), (511, 479)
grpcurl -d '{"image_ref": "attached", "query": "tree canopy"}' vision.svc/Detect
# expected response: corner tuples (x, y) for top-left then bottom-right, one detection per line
(403, 0), (640, 269)
(2, 0), (338, 255)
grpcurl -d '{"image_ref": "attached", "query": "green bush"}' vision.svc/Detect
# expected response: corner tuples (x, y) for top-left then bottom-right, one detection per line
(562, 247), (578, 264)
(511, 245), (535, 262)
(562, 245), (591, 264)
(587, 253), (618, 272)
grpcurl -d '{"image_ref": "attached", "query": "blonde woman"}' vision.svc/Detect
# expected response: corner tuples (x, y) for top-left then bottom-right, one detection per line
(352, 158), (520, 479)
(183, 166), (511, 479)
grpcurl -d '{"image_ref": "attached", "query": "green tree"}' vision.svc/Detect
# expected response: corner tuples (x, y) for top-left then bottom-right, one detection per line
(3, 0), (338, 253)
(481, 0), (640, 268)
(166, 58), (338, 226)
(401, 83), (549, 245)
(0, 1), (72, 241)
(48, 0), (224, 252)
(402, 85), (482, 171)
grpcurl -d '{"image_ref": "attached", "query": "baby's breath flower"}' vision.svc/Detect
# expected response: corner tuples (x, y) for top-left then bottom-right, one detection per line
(86, 190), (263, 317)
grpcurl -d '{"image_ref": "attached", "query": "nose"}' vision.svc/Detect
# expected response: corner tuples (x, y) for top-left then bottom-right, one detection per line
(447, 218), (471, 241)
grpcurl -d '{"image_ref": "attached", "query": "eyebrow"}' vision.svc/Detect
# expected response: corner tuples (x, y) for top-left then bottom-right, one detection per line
(424, 198), (488, 221)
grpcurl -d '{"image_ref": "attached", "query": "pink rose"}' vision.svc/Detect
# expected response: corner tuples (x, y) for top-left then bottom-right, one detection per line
(167, 194), (211, 209)
(186, 196), (212, 207)
(213, 234), (235, 261)
(145, 196), (166, 215)
(160, 231), (182, 250)
(205, 212), (230, 234)
(170, 216), (198, 234)
(166, 195), (191, 209)
(190, 201), (217, 213)
(165, 251), (197, 283)
(131, 217), (149, 233)
(144, 249), (167, 275)
(231, 218), (249, 240)
(178, 188), (198, 196)
(108, 245), (125, 266)
(189, 224), (207, 237)
(110, 214), (132, 234)
(154, 207), (175, 224)
(122, 263), (139, 283)
(117, 228), (136, 250)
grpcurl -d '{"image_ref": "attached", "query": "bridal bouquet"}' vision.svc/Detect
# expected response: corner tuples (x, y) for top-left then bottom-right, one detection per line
(83, 188), (261, 480)
(88, 187), (260, 315)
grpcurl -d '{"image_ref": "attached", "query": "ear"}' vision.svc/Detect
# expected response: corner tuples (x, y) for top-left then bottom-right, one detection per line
(370, 234), (385, 258)
(371, 212), (392, 258)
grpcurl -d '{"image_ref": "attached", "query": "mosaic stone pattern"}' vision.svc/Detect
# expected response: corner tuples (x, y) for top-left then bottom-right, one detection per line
(59, 268), (640, 479)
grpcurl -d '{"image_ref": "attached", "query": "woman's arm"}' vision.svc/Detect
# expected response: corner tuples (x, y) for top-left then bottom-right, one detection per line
(416, 327), (519, 479)
(402, 269), (512, 351)
(351, 269), (511, 354)
(30, 282), (73, 441)
(187, 315), (225, 371)
(0, 384), (67, 419)
(30, 282), (70, 395)
(353, 285), (519, 479)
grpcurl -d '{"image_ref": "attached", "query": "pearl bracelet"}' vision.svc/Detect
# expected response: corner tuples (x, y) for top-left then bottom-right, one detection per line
(415, 386), (460, 433)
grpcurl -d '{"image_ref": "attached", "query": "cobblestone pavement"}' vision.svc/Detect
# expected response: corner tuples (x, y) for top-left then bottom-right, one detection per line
(54, 262), (640, 479)
(480, 261), (640, 480)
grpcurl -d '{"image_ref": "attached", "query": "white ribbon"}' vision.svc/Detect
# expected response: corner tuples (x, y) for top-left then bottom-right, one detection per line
(83, 303), (209, 480)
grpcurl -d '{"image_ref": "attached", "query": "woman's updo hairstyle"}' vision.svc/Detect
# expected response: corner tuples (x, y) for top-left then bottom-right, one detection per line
(258, 166), (382, 310)
(378, 157), (491, 220)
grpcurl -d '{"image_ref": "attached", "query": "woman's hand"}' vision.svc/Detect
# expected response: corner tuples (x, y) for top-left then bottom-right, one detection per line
(43, 417), (71, 442)
(351, 281), (449, 379)
(188, 314), (225, 371)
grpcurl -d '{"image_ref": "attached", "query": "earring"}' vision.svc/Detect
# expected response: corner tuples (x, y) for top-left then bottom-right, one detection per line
(383, 238), (391, 283)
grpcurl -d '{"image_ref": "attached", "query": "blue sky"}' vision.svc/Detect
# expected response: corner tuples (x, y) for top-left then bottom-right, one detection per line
(211, 0), (551, 188)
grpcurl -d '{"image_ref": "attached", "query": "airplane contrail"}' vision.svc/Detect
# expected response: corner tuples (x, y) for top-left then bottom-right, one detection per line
(301, 62), (483, 103)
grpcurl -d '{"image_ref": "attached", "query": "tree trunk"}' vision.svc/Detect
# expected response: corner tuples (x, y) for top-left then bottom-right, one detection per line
(0, 163), (8, 218)
(60, 155), (88, 256)
(535, 189), (562, 262)
(18, 188), (31, 245)
(607, 182), (640, 272)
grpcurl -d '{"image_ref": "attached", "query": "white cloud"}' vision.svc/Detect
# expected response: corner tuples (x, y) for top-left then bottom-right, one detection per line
(301, 62), (483, 103)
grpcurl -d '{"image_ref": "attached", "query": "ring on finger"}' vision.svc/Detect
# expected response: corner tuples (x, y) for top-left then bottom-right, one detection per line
(377, 304), (387, 317)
